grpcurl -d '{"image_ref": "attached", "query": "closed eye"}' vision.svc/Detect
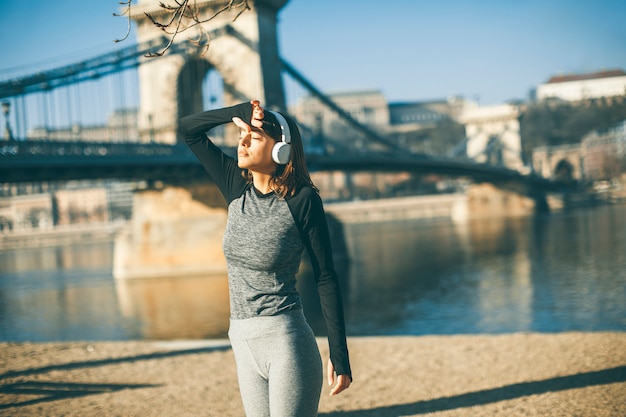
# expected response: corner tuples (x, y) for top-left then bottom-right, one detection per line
(239, 130), (250, 141)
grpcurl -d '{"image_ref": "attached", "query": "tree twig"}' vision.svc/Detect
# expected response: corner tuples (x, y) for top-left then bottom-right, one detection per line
(114, 0), (251, 57)
(113, 0), (133, 43)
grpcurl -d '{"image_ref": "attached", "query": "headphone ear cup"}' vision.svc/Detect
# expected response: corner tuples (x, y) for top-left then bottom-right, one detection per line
(272, 142), (291, 164)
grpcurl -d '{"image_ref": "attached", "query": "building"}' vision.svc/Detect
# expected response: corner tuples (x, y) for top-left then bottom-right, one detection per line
(0, 193), (54, 232)
(582, 120), (626, 181)
(290, 90), (390, 142)
(532, 144), (584, 182)
(54, 188), (109, 225)
(536, 69), (626, 102)
(27, 109), (139, 142)
(290, 90), (474, 149)
(388, 96), (471, 132)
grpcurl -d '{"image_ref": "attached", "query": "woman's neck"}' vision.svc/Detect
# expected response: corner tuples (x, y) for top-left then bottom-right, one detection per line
(251, 171), (274, 194)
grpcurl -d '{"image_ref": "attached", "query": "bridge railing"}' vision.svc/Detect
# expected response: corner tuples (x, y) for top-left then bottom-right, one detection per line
(0, 139), (199, 160)
(0, 139), (222, 184)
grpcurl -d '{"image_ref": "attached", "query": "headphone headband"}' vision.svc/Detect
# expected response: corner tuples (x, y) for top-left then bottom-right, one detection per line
(268, 111), (291, 144)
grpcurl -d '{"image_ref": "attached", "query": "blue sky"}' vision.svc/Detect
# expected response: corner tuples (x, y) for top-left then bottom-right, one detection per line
(2, 0), (625, 106)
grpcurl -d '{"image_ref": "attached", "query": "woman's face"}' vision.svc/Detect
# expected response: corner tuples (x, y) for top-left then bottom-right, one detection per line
(237, 128), (277, 173)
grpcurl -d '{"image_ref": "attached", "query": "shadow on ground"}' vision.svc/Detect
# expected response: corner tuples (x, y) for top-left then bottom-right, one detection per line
(0, 344), (231, 410)
(320, 365), (626, 416)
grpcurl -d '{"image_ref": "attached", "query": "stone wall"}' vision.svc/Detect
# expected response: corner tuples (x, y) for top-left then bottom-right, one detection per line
(113, 187), (228, 279)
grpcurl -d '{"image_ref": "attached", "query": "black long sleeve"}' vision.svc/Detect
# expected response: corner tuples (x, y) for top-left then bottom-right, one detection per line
(179, 103), (251, 203)
(287, 187), (352, 379)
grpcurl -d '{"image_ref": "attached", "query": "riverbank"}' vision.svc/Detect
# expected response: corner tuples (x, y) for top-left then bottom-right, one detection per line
(0, 220), (125, 250)
(2, 332), (624, 416)
(3, 187), (623, 252)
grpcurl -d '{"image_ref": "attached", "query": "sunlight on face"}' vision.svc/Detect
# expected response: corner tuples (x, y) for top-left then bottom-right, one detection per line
(237, 129), (276, 173)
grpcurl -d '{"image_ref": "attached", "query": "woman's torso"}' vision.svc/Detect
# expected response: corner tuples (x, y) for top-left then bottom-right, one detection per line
(223, 186), (305, 319)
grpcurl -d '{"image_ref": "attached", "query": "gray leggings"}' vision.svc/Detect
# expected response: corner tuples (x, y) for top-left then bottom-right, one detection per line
(228, 309), (323, 417)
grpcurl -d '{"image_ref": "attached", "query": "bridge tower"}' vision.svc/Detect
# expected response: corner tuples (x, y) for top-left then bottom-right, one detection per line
(131, 0), (289, 144)
(461, 104), (526, 172)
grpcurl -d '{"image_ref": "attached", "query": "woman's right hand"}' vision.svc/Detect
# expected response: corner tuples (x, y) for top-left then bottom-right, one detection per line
(327, 358), (351, 396)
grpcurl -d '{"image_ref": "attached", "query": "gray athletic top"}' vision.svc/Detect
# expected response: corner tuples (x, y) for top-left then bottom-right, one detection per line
(179, 103), (352, 378)
(224, 185), (304, 318)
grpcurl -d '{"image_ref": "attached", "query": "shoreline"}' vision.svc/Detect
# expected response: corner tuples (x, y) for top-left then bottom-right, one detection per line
(2, 191), (623, 252)
(2, 332), (625, 416)
(0, 221), (125, 250)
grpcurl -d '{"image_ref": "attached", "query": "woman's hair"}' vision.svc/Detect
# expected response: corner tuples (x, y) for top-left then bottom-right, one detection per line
(243, 111), (318, 198)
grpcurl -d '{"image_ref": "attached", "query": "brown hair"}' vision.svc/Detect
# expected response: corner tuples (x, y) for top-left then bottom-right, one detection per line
(243, 111), (318, 198)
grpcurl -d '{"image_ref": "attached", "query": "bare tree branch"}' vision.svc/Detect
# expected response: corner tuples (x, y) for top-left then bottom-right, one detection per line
(113, 0), (133, 43)
(114, 0), (251, 57)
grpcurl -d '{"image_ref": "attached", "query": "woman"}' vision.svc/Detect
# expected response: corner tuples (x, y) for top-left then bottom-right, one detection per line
(179, 100), (352, 417)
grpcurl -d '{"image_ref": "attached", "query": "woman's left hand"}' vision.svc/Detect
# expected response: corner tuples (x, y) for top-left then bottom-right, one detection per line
(232, 117), (251, 134)
(250, 100), (264, 129)
(327, 358), (351, 396)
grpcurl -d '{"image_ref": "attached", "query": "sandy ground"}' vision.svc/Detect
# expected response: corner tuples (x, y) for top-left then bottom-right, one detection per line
(1, 332), (625, 417)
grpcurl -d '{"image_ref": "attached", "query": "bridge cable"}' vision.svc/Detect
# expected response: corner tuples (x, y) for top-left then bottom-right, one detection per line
(281, 59), (405, 154)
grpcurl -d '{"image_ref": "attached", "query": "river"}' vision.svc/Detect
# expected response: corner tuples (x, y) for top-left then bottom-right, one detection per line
(1, 204), (625, 342)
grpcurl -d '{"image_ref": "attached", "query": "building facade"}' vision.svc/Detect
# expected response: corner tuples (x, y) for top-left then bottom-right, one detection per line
(290, 90), (390, 140)
(532, 144), (584, 182)
(388, 95), (471, 132)
(536, 69), (626, 102)
(0, 193), (54, 232)
(54, 188), (110, 225)
(582, 120), (626, 180)
(27, 109), (139, 142)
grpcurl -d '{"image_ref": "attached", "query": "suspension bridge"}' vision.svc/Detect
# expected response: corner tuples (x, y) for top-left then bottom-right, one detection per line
(0, 0), (562, 199)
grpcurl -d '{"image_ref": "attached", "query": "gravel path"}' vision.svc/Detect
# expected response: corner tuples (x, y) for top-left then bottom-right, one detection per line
(1, 332), (625, 416)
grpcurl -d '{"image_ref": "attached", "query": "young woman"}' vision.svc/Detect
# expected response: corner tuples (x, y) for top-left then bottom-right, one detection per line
(179, 100), (352, 417)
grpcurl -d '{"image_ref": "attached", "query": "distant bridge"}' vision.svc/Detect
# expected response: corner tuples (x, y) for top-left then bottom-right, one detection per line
(0, 140), (562, 196)
(0, 0), (567, 206)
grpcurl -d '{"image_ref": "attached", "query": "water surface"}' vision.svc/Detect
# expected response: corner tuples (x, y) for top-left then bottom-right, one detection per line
(1, 204), (624, 341)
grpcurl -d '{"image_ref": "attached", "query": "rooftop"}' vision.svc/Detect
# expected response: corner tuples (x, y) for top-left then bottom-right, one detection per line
(546, 69), (626, 84)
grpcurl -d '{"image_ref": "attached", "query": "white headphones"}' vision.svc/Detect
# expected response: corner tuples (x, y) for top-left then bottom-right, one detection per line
(268, 111), (292, 165)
